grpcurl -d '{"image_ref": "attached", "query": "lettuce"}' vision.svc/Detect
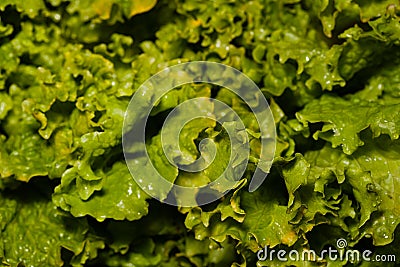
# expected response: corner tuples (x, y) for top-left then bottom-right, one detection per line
(0, 0), (400, 266)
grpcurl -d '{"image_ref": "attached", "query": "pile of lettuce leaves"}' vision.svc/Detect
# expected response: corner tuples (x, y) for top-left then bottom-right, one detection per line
(1, 0), (400, 266)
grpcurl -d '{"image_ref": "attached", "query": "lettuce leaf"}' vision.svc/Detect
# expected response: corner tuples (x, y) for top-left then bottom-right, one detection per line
(0, 188), (104, 267)
(297, 95), (400, 154)
(0, 0), (400, 266)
